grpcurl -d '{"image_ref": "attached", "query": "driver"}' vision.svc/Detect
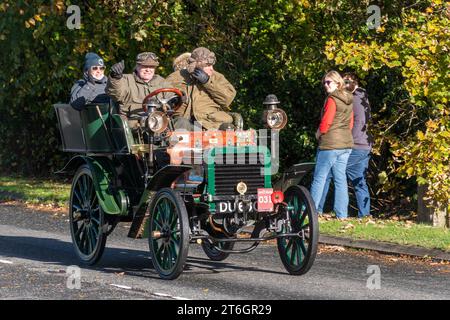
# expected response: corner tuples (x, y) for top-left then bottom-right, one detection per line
(166, 47), (236, 130)
(106, 52), (173, 125)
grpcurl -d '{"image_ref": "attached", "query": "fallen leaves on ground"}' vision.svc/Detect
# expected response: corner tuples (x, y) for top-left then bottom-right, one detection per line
(0, 200), (67, 215)
(318, 214), (334, 222)
(389, 258), (399, 262)
(320, 245), (346, 253)
(338, 222), (355, 233)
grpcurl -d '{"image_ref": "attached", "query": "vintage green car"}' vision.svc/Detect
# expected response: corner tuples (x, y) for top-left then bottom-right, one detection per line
(54, 89), (318, 279)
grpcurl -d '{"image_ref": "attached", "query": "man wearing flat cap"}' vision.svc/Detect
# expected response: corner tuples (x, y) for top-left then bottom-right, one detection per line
(106, 52), (172, 120)
(166, 47), (236, 130)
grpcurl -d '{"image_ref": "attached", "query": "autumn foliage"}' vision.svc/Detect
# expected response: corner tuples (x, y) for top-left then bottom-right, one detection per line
(0, 0), (448, 214)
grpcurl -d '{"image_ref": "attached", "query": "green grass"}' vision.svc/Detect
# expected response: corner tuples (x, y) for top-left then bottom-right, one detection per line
(0, 176), (70, 207)
(319, 218), (450, 252)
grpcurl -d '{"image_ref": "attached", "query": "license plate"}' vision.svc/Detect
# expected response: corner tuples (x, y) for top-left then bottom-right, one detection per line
(216, 201), (256, 213)
(257, 188), (274, 212)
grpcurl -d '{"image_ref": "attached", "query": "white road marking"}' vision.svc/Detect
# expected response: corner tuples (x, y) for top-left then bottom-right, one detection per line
(110, 284), (132, 290)
(154, 292), (190, 300)
(110, 285), (189, 299)
(0, 259), (13, 264)
(153, 292), (171, 297)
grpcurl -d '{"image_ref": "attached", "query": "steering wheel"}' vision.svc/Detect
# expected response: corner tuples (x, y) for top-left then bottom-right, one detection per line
(142, 88), (184, 113)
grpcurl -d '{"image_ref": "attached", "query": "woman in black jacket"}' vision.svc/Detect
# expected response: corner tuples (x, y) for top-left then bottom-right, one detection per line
(70, 52), (109, 110)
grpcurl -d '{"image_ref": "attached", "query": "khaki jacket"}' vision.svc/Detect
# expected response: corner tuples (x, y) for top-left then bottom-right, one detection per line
(166, 69), (236, 130)
(106, 72), (172, 115)
(319, 89), (354, 150)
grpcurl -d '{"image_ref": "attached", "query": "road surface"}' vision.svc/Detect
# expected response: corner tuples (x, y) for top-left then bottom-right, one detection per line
(0, 203), (449, 300)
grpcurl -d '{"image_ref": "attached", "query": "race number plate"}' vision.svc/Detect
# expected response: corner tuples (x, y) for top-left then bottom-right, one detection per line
(257, 188), (273, 212)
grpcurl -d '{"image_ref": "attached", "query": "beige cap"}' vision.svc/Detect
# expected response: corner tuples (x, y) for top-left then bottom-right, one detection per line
(136, 52), (159, 67)
(187, 47), (216, 73)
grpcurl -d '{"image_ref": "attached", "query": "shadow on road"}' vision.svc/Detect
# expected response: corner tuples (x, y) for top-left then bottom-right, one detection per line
(0, 235), (287, 278)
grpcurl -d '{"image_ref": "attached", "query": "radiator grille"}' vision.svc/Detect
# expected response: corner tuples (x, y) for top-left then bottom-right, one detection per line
(213, 153), (266, 195)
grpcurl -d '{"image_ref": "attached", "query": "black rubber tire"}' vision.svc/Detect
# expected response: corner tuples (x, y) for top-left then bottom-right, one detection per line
(277, 185), (318, 275)
(148, 188), (190, 280)
(69, 165), (107, 266)
(201, 234), (235, 261)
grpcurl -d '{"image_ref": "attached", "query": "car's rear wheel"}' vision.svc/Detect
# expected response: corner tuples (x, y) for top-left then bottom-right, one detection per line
(277, 185), (318, 275)
(201, 234), (235, 261)
(69, 165), (107, 265)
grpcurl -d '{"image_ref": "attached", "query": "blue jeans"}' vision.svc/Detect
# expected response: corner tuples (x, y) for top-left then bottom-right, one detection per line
(310, 149), (352, 218)
(317, 149), (371, 217)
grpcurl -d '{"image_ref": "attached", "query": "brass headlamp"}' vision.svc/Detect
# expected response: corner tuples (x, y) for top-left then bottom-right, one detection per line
(146, 111), (169, 133)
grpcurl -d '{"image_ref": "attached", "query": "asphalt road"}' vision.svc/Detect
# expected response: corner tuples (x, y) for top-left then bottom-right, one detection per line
(0, 203), (449, 300)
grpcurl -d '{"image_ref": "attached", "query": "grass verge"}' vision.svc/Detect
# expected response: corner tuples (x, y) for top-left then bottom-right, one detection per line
(319, 217), (450, 252)
(0, 176), (70, 207)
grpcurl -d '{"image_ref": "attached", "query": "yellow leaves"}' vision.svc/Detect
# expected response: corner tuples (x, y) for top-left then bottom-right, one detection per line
(426, 22), (440, 33)
(54, 0), (65, 12)
(405, 57), (418, 68)
(324, 51), (334, 60)
(375, 25), (385, 33)
(439, 131), (450, 138)
(396, 115), (450, 207)
(133, 29), (148, 42)
(406, 166), (415, 177)
(429, 45), (437, 54)
(299, 0), (311, 8)
(362, 60), (370, 71)
(417, 130), (425, 140)
(378, 171), (388, 185)
(426, 119), (438, 130)
(25, 15), (43, 29)
(24, 17), (37, 28)
(389, 51), (399, 60)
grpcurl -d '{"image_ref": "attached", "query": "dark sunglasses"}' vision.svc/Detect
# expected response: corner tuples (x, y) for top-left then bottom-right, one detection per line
(91, 66), (105, 71)
(323, 80), (334, 86)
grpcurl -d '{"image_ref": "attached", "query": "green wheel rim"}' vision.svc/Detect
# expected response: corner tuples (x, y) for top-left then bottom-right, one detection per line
(151, 197), (181, 273)
(279, 194), (310, 267)
(277, 185), (318, 275)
